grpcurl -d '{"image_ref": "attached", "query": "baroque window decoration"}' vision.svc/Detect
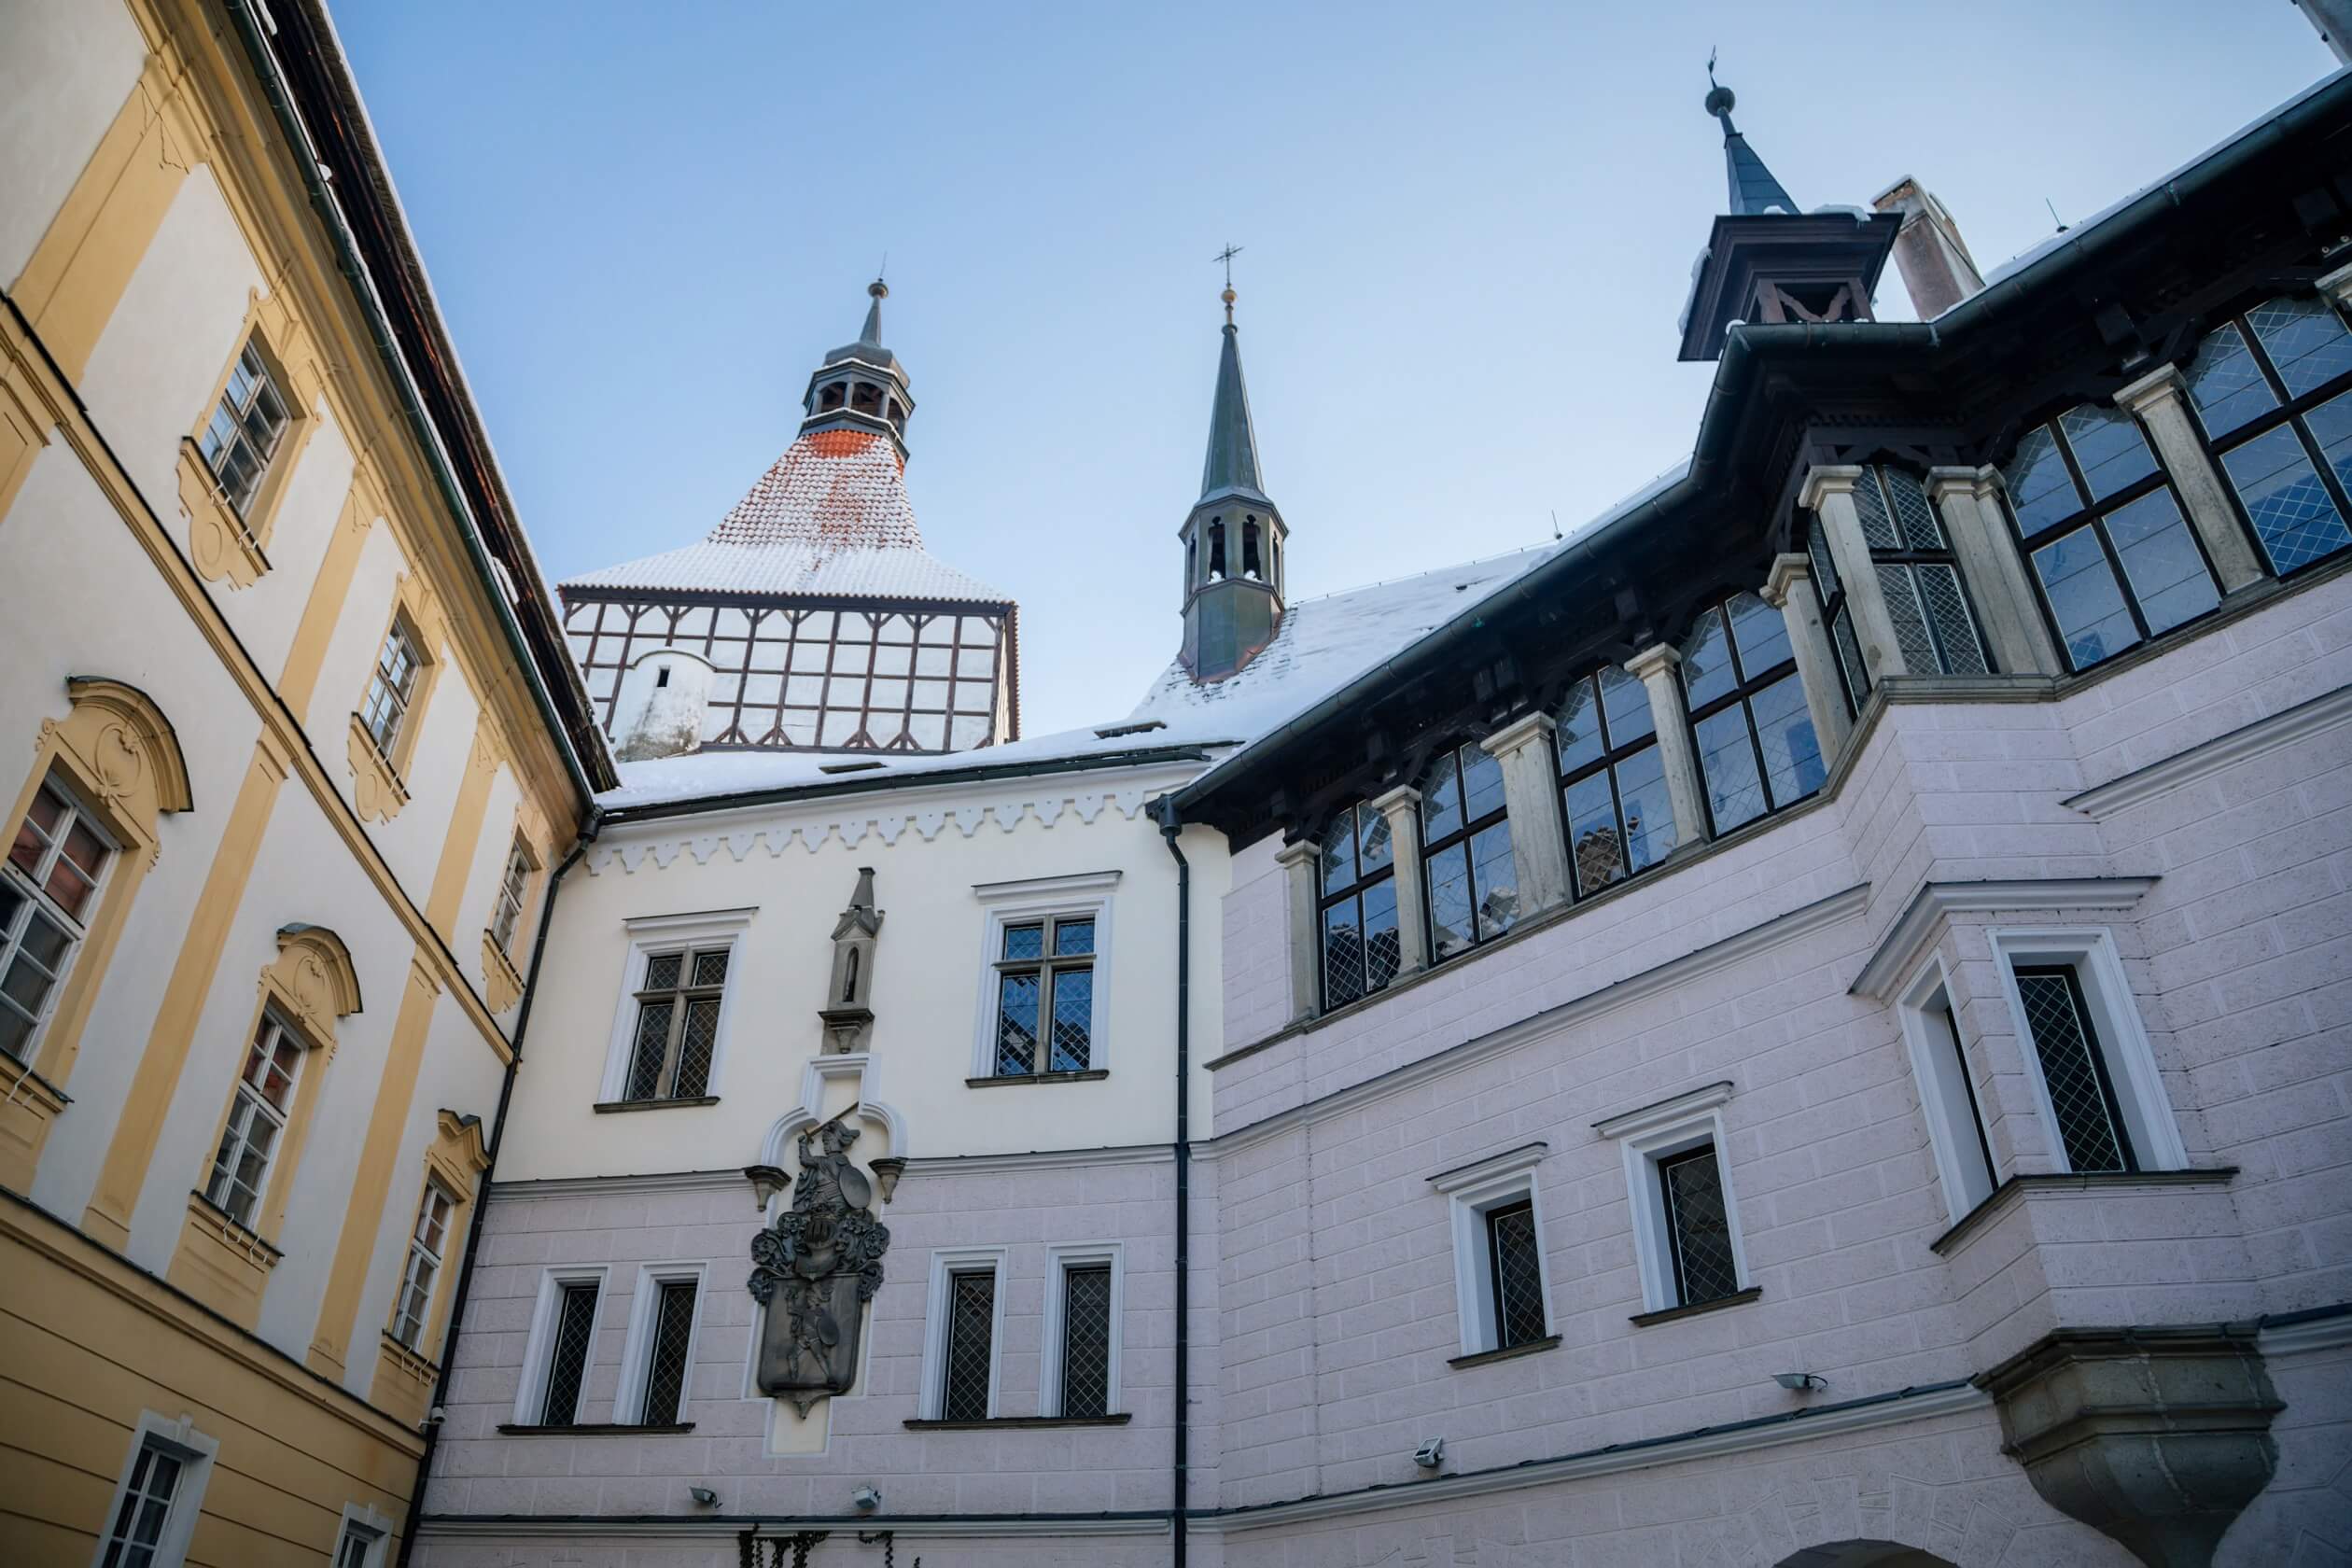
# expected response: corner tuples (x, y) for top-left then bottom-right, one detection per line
(0, 771), (113, 1060)
(2185, 292), (2352, 576)
(1317, 803), (1400, 1008)
(2001, 404), (2221, 670)
(1677, 592), (1825, 836)
(1417, 740), (1517, 960)
(1555, 665), (1676, 898)
(991, 915), (1095, 1076)
(623, 946), (728, 1102)
(197, 340), (290, 516)
(1847, 465), (1992, 676)
(360, 615), (424, 762)
(489, 833), (533, 953)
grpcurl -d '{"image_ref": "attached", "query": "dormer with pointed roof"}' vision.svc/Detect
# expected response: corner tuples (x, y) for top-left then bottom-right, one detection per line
(1180, 286), (1288, 682)
(1677, 69), (1901, 361)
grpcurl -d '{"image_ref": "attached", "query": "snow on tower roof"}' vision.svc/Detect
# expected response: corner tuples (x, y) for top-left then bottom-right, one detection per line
(563, 428), (1010, 604)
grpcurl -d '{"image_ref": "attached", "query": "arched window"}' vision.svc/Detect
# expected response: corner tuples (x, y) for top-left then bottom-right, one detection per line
(1418, 741), (1516, 960)
(1555, 665), (1674, 897)
(2001, 404), (2219, 670)
(1317, 805), (1399, 1008)
(1241, 519), (1263, 580)
(1679, 591), (1826, 835)
(1207, 520), (1226, 581)
(2185, 293), (2352, 576)
(1847, 465), (1991, 675)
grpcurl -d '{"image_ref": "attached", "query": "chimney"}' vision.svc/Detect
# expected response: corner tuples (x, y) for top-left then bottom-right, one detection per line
(1873, 177), (1985, 319)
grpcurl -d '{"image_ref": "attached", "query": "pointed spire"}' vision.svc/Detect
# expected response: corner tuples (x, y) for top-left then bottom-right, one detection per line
(859, 277), (887, 346)
(1704, 63), (1798, 217)
(1199, 287), (1267, 501)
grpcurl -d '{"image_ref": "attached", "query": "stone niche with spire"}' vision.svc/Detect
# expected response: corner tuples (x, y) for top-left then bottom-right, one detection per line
(1678, 68), (1902, 361)
(559, 281), (1019, 758)
(1179, 284), (1288, 681)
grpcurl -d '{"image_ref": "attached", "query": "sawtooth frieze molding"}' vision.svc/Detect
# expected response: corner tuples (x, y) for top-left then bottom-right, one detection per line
(1848, 876), (2160, 1000)
(586, 785), (1169, 875)
(2065, 684), (2352, 818)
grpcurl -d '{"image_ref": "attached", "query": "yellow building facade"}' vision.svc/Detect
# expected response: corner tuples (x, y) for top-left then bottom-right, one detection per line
(0, 0), (615, 1561)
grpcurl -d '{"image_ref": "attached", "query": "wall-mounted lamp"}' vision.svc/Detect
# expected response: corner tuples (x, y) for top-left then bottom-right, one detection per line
(688, 1486), (719, 1507)
(1413, 1437), (1445, 1469)
(743, 1164), (790, 1211)
(1772, 1372), (1828, 1393)
(852, 1484), (882, 1513)
(869, 1156), (906, 1205)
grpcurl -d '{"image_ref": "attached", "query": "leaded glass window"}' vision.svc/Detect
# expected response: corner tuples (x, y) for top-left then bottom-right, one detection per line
(2186, 294), (2352, 576)
(623, 945), (728, 1101)
(537, 1281), (600, 1425)
(1555, 665), (1675, 897)
(1316, 803), (1399, 1009)
(1058, 1263), (1113, 1418)
(940, 1268), (996, 1421)
(198, 340), (290, 515)
(1, 772), (111, 1059)
(388, 1181), (455, 1351)
(2013, 965), (2136, 1175)
(1847, 466), (1992, 675)
(360, 616), (424, 761)
(100, 1438), (188, 1568)
(1805, 518), (1870, 711)
(1483, 1198), (1547, 1351)
(204, 1011), (303, 1229)
(2000, 405), (2221, 670)
(992, 915), (1095, 1076)
(1418, 740), (1516, 961)
(1659, 1144), (1741, 1308)
(638, 1278), (699, 1424)
(1678, 592), (1825, 836)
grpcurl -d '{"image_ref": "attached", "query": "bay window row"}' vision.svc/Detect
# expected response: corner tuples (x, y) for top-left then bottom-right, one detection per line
(1286, 285), (2352, 1017)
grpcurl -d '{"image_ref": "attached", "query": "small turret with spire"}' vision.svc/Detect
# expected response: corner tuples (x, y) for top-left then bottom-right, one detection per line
(1180, 255), (1287, 681)
(802, 277), (917, 453)
(1677, 59), (1900, 361)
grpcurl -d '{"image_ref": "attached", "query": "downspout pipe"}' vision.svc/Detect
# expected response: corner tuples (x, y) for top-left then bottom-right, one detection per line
(395, 817), (598, 1566)
(1155, 795), (1192, 1568)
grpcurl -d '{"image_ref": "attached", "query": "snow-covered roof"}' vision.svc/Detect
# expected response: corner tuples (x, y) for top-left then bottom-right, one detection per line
(564, 428), (1011, 605)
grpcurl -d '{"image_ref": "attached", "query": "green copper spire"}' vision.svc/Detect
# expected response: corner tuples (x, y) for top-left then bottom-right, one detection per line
(1199, 286), (1267, 502)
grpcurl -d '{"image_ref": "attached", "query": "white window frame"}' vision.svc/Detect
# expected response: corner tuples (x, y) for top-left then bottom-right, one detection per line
(331, 1504), (395, 1568)
(917, 1246), (1009, 1421)
(90, 1411), (217, 1568)
(1897, 956), (2001, 1225)
(597, 907), (755, 1101)
(1039, 1241), (1125, 1417)
(1595, 1081), (1751, 1314)
(386, 1177), (457, 1351)
(1431, 1142), (1554, 1358)
(613, 1261), (708, 1425)
(968, 872), (1119, 1079)
(488, 832), (533, 954)
(0, 769), (115, 1061)
(1991, 927), (2187, 1173)
(513, 1265), (609, 1426)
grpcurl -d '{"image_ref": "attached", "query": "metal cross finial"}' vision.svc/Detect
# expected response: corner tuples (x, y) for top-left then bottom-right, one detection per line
(1702, 47), (1736, 124)
(1213, 243), (1243, 323)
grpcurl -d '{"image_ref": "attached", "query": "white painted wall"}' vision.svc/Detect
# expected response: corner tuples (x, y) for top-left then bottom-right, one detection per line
(0, 0), (146, 287)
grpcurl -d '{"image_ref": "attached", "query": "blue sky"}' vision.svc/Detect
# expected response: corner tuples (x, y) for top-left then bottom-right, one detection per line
(333, 2), (2333, 736)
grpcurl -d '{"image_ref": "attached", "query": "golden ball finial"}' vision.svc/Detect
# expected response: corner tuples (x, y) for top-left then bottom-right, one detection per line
(1221, 287), (1237, 306)
(869, 277), (889, 301)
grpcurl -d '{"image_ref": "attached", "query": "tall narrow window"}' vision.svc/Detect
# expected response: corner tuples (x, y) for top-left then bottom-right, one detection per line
(1419, 740), (1516, 959)
(1241, 519), (1263, 579)
(638, 1278), (699, 1425)
(1317, 803), (1399, 1008)
(2186, 293), (2352, 576)
(198, 341), (290, 515)
(537, 1281), (601, 1425)
(1658, 1144), (1741, 1309)
(623, 946), (728, 1101)
(1678, 592), (1824, 835)
(1555, 665), (1675, 897)
(360, 616), (424, 760)
(2001, 405), (2221, 669)
(939, 1268), (996, 1421)
(1057, 1263), (1113, 1418)
(489, 833), (532, 954)
(1848, 465), (1992, 674)
(1207, 520), (1226, 580)
(1483, 1198), (1547, 1351)
(203, 1012), (302, 1229)
(2012, 965), (2136, 1174)
(388, 1182), (455, 1351)
(1, 772), (112, 1059)
(992, 915), (1095, 1076)
(100, 1438), (189, 1568)
(1804, 520), (1871, 711)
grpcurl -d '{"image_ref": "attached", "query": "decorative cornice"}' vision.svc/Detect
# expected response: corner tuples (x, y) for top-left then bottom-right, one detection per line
(417, 1514), (1170, 1541)
(1428, 1141), (1548, 1193)
(904, 1143), (1172, 1177)
(2065, 686), (2352, 819)
(1593, 1081), (1734, 1141)
(2111, 360), (2187, 413)
(1799, 463), (1866, 510)
(2256, 1301), (2352, 1358)
(1477, 710), (1555, 760)
(1213, 884), (1868, 1154)
(972, 869), (1123, 903)
(1760, 552), (1812, 608)
(1849, 876), (2160, 1000)
(1195, 1380), (1987, 1532)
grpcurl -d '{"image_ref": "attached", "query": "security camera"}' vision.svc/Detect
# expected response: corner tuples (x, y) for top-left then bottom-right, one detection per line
(688, 1486), (719, 1507)
(422, 1407), (446, 1429)
(1772, 1372), (1827, 1392)
(1412, 1437), (1445, 1470)
(852, 1484), (882, 1513)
